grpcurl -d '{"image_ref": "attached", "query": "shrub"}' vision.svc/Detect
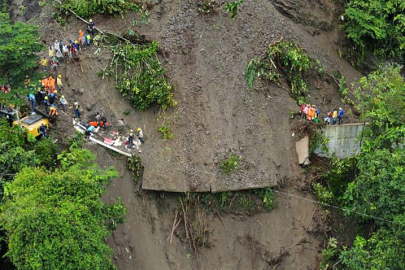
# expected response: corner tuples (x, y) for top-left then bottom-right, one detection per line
(225, 0), (244, 20)
(105, 41), (176, 111)
(56, 0), (140, 17)
(127, 155), (143, 182)
(220, 154), (240, 173)
(245, 40), (319, 102)
(158, 125), (173, 141)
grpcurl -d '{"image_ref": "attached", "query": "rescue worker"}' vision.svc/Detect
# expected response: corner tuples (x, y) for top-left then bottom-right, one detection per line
(48, 76), (56, 93)
(307, 105), (316, 121)
(324, 111), (332, 125)
(96, 112), (101, 122)
(59, 95), (68, 112)
(74, 40), (80, 52)
(28, 93), (36, 110)
(300, 104), (306, 119)
(44, 96), (50, 114)
(79, 29), (84, 40)
(85, 125), (95, 137)
(48, 45), (54, 58)
(49, 58), (58, 71)
(39, 123), (47, 137)
(74, 102), (81, 119)
(88, 19), (95, 36)
(128, 130), (135, 148)
(40, 57), (48, 71)
(48, 92), (56, 105)
(56, 75), (63, 90)
(332, 109), (338, 125)
(86, 34), (91, 45)
(35, 88), (43, 105)
(137, 127), (144, 144)
(49, 104), (58, 116)
(338, 108), (345, 125)
(42, 76), (49, 91)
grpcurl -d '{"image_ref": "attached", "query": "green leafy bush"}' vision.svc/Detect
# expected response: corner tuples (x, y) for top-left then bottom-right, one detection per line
(246, 41), (319, 102)
(313, 183), (334, 204)
(225, 0), (244, 20)
(127, 155), (143, 182)
(105, 41), (176, 111)
(320, 237), (340, 270)
(55, 0), (140, 17)
(220, 154), (240, 173)
(158, 125), (174, 141)
(343, 0), (405, 63)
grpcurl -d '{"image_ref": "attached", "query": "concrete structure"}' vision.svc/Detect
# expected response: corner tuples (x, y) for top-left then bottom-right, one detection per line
(296, 136), (310, 165)
(315, 123), (364, 159)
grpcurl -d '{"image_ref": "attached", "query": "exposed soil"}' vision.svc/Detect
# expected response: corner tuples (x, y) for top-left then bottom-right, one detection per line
(9, 0), (365, 269)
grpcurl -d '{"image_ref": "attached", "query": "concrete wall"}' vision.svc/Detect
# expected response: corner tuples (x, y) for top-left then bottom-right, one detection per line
(315, 123), (364, 159)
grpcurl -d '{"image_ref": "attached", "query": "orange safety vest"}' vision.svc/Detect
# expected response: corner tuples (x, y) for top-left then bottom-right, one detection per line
(42, 79), (49, 89)
(89, 121), (98, 127)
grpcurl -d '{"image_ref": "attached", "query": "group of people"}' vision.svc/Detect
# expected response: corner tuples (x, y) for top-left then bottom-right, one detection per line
(27, 74), (67, 117)
(40, 20), (96, 70)
(84, 114), (145, 150)
(300, 104), (345, 125)
(127, 128), (144, 149)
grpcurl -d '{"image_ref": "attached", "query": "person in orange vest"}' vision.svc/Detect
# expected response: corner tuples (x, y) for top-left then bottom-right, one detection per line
(42, 76), (49, 91)
(48, 76), (56, 93)
(79, 29), (84, 40)
(49, 104), (58, 116)
(307, 104), (316, 121)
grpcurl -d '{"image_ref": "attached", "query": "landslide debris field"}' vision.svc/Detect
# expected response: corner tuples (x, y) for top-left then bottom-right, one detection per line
(11, 0), (363, 269)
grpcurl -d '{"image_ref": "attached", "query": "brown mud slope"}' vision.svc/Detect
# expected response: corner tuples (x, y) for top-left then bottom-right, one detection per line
(100, 0), (360, 192)
(26, 0), (360, 193)
(96, 145), (326, 270)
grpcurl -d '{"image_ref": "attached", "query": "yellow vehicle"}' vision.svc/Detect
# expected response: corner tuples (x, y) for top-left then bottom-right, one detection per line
(13, 113), (49, 137)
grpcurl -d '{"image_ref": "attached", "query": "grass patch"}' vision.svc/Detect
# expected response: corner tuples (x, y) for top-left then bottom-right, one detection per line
(221, 154), (240, 173)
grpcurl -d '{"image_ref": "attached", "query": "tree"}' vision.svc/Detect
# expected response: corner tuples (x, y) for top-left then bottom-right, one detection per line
(0, 147), (125, 270)
(343, 0), (405, 63)
(336, 66), (405, 269)
(0, 12), (44, 105)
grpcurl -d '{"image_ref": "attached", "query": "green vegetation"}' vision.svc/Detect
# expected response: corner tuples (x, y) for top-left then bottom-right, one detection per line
(343, 0), (405, 63)
(309, 130), (329, 154)
(127, 155), (143, 182)
(0, 119), (125, 269)
(53, 0), (140, 17)
(158, 125), (174, 141)
(0, 12), (44, 105)
(246, 40), (320, 103)
(320, 237), (340, 270)
(104, 41), (176, 111)
(225, 0), (244, 20)
(315, 65), (405, 269)
(220, 153), (240, 173)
